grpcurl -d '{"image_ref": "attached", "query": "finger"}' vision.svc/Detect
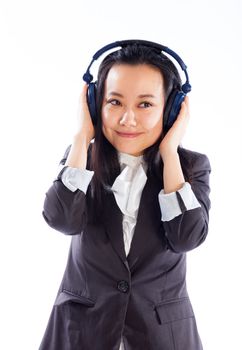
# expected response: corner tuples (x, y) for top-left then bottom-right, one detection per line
(180, 97), (190, 118)
(184, 96), (190, 112)
(176, 100), (187, 119)
(81, 83), (88, 96)
(79, 83), (89, 105)
(184, 95), (189, 103)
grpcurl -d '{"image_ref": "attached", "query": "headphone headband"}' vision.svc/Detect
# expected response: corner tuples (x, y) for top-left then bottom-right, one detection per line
(83, 39), (192, 131)
(83, 39), (191, 93)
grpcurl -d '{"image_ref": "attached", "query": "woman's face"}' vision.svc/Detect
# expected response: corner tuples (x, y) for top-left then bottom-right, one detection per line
(101, 64), (165, 156)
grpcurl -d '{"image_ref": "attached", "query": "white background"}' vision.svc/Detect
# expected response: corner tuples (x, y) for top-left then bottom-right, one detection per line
(0, 0), (241, 349)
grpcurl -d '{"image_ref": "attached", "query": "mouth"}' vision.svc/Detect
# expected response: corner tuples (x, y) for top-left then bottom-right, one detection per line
(115, 131), (143, 138)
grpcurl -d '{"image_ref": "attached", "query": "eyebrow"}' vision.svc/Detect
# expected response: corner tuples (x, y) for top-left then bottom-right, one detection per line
(107, 91), (156, 98)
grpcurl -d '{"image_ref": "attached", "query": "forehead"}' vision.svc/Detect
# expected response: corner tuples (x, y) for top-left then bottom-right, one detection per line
(104, 64), (164, 94)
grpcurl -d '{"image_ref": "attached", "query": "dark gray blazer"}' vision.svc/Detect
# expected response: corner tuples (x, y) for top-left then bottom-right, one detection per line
(39, 145), (211, 350)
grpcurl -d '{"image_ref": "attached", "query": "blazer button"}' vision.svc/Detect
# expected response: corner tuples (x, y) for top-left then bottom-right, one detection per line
(117, 280), (129, 293)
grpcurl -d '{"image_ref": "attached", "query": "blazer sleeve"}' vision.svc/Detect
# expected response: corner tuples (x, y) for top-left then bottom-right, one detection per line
(42, 144), (92, 235)
(161, 151), (211, 253)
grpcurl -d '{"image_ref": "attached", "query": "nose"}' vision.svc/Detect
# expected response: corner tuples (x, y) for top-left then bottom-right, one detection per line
(119, 109), (137, 127)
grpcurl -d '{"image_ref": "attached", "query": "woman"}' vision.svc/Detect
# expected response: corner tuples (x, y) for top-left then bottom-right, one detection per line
(39, 41), (211, 350)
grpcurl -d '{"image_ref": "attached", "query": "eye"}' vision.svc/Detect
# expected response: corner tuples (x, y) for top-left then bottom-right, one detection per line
(139, 101), (152, 108)
(107, 99), (121, 106)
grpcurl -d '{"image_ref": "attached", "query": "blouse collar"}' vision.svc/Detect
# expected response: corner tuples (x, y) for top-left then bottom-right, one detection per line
(111, 151), (148, 218)
(118, 151), (145, 169)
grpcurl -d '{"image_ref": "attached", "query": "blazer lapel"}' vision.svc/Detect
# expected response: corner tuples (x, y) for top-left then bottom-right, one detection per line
(102, 191), (128, 268)
(127, 174), (163, 270)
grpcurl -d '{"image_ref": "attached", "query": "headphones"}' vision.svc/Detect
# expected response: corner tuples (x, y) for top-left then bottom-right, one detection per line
(82, 39), (191, 133)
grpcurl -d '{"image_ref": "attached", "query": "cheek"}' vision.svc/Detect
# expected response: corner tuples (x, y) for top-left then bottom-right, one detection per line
(101, 113), (109, 134)
(101, 108), (113, 128)
(101, 110), (115, 140)
(142, 113), (163, 131)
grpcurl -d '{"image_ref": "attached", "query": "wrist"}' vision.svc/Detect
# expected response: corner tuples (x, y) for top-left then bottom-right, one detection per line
(160, 148), (179, 162)
(73, 132), (91, 149)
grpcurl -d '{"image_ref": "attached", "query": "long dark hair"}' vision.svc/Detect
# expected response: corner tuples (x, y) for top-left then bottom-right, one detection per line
(87, 43), (189, 217)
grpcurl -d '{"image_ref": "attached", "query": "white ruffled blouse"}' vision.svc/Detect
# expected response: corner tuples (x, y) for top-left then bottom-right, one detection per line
(111, 152), (148, 256)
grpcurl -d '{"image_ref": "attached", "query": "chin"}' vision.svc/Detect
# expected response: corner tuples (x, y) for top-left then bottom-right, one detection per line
(115, 145), (144, 156)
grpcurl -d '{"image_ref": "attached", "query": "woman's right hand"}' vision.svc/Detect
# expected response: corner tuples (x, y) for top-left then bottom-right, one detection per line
(74, 83), (95, 146)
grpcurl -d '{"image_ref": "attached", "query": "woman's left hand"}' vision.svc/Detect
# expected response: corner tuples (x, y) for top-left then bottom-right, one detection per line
(159, 95), (190, 160)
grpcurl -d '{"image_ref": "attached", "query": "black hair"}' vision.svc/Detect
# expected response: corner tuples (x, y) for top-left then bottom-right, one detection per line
(88, 43), (189, 221)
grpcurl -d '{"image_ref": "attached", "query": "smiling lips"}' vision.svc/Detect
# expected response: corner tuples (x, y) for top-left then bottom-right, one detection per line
(116, 131), (143, 138)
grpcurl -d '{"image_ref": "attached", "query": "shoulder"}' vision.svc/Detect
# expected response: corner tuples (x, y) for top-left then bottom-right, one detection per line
(178, 146), (211, 169)
(178, 146), (211, 183)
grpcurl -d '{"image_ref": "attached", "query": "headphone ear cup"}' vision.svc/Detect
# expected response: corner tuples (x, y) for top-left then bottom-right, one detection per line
(87, 82), (97, 126)
(163, 89), (185, 133)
